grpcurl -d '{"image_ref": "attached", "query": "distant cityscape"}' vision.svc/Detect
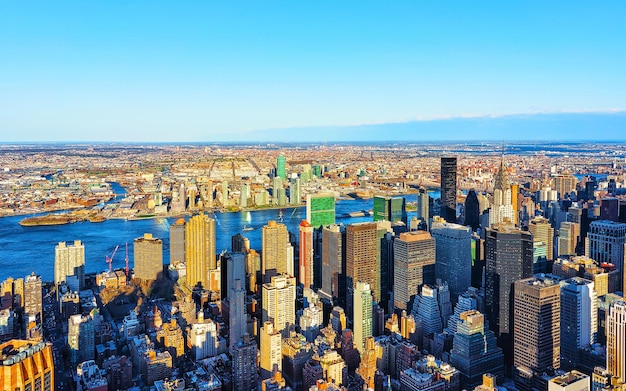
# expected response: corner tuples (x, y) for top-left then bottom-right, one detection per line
(1, 142), (626, 391)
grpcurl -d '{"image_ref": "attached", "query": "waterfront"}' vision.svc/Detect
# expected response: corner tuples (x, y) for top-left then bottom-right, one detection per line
(0, 191), (438, 282)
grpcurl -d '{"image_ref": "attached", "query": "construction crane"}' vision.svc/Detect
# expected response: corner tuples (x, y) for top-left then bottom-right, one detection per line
(106, 245), (120, 273)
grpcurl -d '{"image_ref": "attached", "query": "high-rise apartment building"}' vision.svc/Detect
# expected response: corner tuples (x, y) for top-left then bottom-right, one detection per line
(276, 154), (286, 181)
(134, 233), (163, 281)
(431, 218), (472, 301)
(232, 333), (258, 390)
(554, 175), (578, 200)
(393, 231), (436, 311)
(346, 222), (379, 307)
(606, 300), (626, 382)
(558, 221), (580, 257)
(441, 157), (457, 223)
(68, 314), (95, 367)
(169, 218), (185, 266)
(260, 321), (282, 379)
(449, 310), (504, 389)
(0, 340), (54, 391)
(54, 240), (85, 290)
(306, 193), (336, 228)
(299, 220), (314, 288)
(489, 157), (514, 227)
(185, 214), (216, 289)
(24, 273), (42, 324)
(514, 276), (561, 390)
(262, 274), (296, 334)
(529, 217), (554, 261)
(262, 220), (293, 278)
(560, 277), (597, 371)
(485, 224), (533, 351)
(586, 220), (626, 292)
(353, 281), (373, 354)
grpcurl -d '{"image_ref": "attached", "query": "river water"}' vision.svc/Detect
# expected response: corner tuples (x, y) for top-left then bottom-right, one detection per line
(0, 191), (439, 282)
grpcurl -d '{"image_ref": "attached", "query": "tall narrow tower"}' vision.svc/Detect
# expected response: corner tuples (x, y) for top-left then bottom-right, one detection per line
(262, 220), (292, 278)
(606, 300), (626, 382)
(353, 281), (373, 354)
(489, 156), (514, 227)
(346, 222), (379, 310)
(441, 157), (457, 223)
(299, 220), (314, 289)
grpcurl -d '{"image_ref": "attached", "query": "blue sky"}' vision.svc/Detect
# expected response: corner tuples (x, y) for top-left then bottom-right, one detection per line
(1, 2), (625, 142)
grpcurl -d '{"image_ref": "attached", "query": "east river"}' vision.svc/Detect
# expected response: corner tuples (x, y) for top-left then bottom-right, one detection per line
(0, 191), (440, 282)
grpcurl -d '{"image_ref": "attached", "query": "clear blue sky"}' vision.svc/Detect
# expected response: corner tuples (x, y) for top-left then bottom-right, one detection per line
(1, 2), (625, 142)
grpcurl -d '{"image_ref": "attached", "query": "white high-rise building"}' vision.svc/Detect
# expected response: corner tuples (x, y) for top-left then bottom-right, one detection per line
(560, 278), (597, 370)
(260, 321), (282, 379)
(262, 274), (296, 334)
(489, 157), (514, 227)
(353, 281), (373, 354)
(54, 240), (85, 290)
(188, 316), (224, 360)
(607, 300), (626, 381)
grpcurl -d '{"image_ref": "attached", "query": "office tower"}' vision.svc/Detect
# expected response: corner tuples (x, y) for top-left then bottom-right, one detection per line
(412, 284), (451, 345)
(0, 339), (54, 391)
(380, 231), (395, 311)
(133, 233), (163, 281)
(353, 281), (373, 353)
(232, 333), (258, 391)
(276, 154), (286, 181)
(554, 175), (578, 200)
(24, 273), (42, 324)
(220, 252), (245, 301)
(586, 220), (626, 291)
(431, 218), (472, 301)
(558, 221), (580, 257)
(306, 193), (336, 228)
(606, 300), (626, 381)
(446, 287), (483, 335)
(262, 220), (293, 278)
(289, 178), (301, 205)
(262, 274), (296, 334)
(229, 279), (246, 353)
(513, 276), (561, 390)
(68, 314), (95, 367)
(417, 189), (431, 229)
(489, 156), (514, 227)
(441, 157), (458, 223)
(220, 180), (229, 207)
(260, 321), (282, 379)
(600, 198), (620, 221)
(374, 195), (408, 224)
(169, 218), (185, 266)
(529, 217), (554, 260)
(54, 240), (85, 290)
(346, 222), (379, 309)
(185, 214), (216, 289)
(560, 277), (598, 371)
(299, 220), (314, 288)
(393, 231), (436, 310)
(484, 223), (533, 354)
(449, 310), (504, 389)
(464, 189), (480, 231)
(320, 224), (344, 302)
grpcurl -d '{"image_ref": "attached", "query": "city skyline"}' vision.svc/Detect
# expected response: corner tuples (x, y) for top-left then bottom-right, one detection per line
(1, 2), (626, 142)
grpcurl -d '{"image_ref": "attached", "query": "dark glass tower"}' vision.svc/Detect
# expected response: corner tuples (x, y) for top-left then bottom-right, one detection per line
(441, 157), (457, 223)
(464, 189), (480, 231)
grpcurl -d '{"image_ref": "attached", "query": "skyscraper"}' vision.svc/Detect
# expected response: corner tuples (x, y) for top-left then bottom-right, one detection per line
(54, 240), (85, 290)
(346, 222), (379, 308)
(489, 156), (514, 227)
(229, 279), (246, 354)
(393, 231), (436, 311)
(276, 154), (286, 181)
(586, 220), (626, 292)
(232, 334), (258, 390)
(441, 157), (457, 223)
(68, 314), (95, 367)
(560, 277), (597, 371)
(606, 300), (626, 382)
(320, 224), (344, 302)
(353, 281), (373, 354)
(134, 233), (163, 281)
(0, 339), (54, 391)
(464, 189), (480, 232)
(417, 188), (431, 229)
(558, 221), (580, 257)
(528, 217), (554, 261)
(262, 220), (293, 278)
(513, 276), (561, 390)
(299, 220), (314, 288)
(449, 310), (504, 389)
(260, 321), (282, 379)
(306, 193), (336, 228)
(431, 218), (472, 301)
(185, 214), (216, 289)
(24, 273), (42, 324)
(262, 274), (296, 334)
(484, 223), (533, 355)
(169, 218), (186, 266)
(373, 195), (408, 224)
